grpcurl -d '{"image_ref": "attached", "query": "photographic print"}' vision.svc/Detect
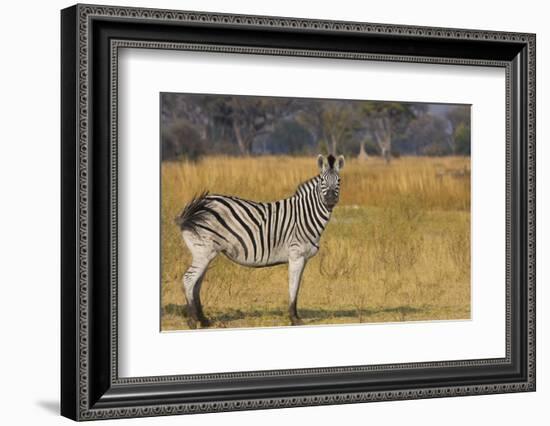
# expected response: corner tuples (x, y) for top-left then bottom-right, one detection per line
(160, 93), (471, 331)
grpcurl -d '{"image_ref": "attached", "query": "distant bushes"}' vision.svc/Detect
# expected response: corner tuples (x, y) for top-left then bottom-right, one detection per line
(160, 93), (471, 161)
(263, 121), (314, 155)
(454, 123), (471, 155)
(161, 121), (205, 162)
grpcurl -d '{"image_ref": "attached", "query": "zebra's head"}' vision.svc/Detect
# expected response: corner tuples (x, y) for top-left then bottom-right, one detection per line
(317, 154), (345, 209)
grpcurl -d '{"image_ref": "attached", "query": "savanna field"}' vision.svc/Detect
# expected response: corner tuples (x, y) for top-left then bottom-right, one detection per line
(161, 156), (471, 331)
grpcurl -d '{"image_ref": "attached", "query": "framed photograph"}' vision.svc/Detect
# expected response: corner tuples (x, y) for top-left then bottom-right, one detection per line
(61, 4), (536, 421)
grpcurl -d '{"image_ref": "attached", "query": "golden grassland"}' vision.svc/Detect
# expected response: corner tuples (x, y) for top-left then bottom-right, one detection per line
(161, 155), (471, 331)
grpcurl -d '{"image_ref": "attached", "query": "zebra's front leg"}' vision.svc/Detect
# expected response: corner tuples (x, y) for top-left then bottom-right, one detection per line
(288, 256), (307, 326)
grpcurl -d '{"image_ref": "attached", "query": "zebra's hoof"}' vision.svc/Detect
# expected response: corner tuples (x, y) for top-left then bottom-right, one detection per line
(187, 317), (198, 329)
(199, 318), (212, 328)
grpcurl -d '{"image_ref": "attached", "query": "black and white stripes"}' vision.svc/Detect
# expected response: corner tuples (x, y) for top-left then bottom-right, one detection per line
(177, 154), (344, 328)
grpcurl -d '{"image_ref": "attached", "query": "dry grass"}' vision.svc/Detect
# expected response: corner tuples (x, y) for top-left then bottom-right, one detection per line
(161, 155), (471, 330)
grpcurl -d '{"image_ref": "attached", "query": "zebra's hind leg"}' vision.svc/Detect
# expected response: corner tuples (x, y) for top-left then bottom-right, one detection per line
(192, 271), (210, 326)
(182, 235), (218, 329)
(183, 260), (213, 329)
(288, 256), (307, 326)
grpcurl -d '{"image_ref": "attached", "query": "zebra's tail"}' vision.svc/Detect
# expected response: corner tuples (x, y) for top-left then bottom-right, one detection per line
(175, 191), (211, 233)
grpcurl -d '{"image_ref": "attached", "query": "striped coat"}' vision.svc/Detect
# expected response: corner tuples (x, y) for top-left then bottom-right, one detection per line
(177, 154), (344, 328)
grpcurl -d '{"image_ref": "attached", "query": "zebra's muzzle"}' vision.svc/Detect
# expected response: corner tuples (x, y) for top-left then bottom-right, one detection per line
(325, 193), (339, 208)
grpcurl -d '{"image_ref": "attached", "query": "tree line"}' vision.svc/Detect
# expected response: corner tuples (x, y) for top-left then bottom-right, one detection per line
(161, 93), (470, 163)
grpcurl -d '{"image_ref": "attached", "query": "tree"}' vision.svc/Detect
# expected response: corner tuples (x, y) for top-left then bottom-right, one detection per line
(265, 120), (314, 154)
(404, 114), (452, 156)
(161, 93), (211, 141)
(161, 120), (204, 162)
(225, 97), (296, 155)
(357, 137), (369, 161)
(349, 116), (372, 162)
(356, 102), (419, 164)
(454, 122), (471, 155)
(445, 106), (471, 155)
(160, 94), (212, 161)
(161, 94), (297, 156)
(322, 102), (355, 154)
(296, 100), (355, 155)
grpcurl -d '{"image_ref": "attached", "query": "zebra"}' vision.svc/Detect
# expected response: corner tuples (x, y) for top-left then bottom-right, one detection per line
(176, 154), (345, 328)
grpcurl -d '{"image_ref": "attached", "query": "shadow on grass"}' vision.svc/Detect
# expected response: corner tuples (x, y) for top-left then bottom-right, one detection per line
(163, 303), (423, 324)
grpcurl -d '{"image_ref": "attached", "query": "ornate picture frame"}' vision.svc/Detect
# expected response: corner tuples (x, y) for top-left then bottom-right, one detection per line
(61, 3), (535, 420)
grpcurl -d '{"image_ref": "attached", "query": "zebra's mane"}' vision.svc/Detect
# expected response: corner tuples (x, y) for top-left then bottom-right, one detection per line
(294, 175), (321, 196)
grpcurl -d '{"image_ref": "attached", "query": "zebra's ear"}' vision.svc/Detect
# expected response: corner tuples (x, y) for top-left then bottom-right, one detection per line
(317, 154), (326, 171)
(336, 155), (345, 171)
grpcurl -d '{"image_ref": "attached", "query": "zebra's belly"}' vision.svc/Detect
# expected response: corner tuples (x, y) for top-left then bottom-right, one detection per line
(222, 245), (289, 268)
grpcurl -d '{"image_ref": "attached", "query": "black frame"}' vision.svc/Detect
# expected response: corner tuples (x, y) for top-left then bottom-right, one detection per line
(61, 4), (536, 421)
